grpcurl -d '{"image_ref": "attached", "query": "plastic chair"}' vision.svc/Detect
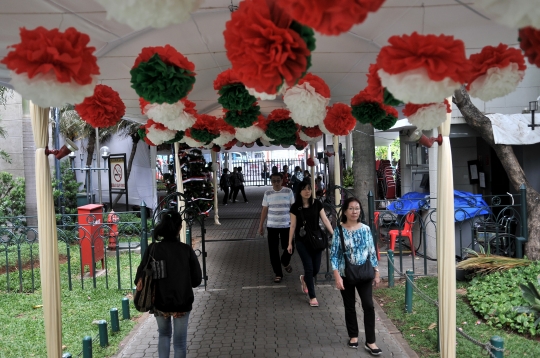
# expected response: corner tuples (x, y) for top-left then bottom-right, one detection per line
(388, 210), (416, 257)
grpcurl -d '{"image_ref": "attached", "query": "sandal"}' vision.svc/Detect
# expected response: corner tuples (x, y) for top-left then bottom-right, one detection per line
(274, 276), (282, 283)
(309, 299), (319, 307)
(300, 275), (308, 294)
(284, 265), (293, 273)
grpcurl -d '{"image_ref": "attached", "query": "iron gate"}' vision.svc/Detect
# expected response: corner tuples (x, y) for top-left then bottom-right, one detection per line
(227, 159), (305, 186)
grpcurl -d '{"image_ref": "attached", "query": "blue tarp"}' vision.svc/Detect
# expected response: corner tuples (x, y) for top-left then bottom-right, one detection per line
(387, 190), (490, 221)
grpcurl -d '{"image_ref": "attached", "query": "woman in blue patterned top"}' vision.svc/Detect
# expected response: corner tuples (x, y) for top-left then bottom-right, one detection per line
(330, 197), (382, 356)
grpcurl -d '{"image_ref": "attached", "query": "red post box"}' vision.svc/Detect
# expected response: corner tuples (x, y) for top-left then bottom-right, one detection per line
(78, 204), (104, 277)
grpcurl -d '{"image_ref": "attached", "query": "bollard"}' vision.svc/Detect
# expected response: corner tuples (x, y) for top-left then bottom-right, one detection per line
(490, 335), (504, 358)
(62, 353), (73, 358)
(98, 320), (108, 347)
(516, 237), (527, 259)
(110, 308), (120, 332)
(122, 297), (131, 320)
(387, 250), (394, 288)
(405, 269), (414, 313)
(82, 336), (92, 358)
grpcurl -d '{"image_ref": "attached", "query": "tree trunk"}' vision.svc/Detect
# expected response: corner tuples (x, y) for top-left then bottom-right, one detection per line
(453, 86), (540, 260)
(352, 121), (377, 216)
(112, 135), (140, 207)
(86, 130), (96, 167)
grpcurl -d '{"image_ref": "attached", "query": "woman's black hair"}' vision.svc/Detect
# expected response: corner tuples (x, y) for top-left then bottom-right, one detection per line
(294, 179), (313, 206)
(340, 197), (365, 223)
(153, 210), (182, 241)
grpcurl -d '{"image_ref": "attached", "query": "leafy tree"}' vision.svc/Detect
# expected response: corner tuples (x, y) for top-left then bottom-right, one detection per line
(0, 172), (25, 218)
(52, 159), (83, 214)
(0, 86), (13, 163)
(375, 146), (388, 160)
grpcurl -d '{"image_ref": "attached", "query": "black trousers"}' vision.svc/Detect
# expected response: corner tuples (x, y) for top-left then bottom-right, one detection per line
(339, 278), (376, 344)
(267, 227), (293, 277)
(229, 186), (235, 199)
(222, 187), (229, 204)
(233, 185), (248, 202)
(296, 240), (322, 299)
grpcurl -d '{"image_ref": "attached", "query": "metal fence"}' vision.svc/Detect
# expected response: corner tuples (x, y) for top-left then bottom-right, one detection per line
(227, 159), (305, 186)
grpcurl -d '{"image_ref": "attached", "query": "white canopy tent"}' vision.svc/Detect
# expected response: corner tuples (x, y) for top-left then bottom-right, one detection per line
(0, 1), (525, 357)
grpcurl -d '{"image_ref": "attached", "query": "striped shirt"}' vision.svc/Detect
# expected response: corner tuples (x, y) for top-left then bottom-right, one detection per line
(262, 187), (295, 228)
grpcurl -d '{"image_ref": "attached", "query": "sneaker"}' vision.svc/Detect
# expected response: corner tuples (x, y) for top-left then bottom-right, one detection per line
(347, 340), (358, 349)
(364, 343), (382, 356)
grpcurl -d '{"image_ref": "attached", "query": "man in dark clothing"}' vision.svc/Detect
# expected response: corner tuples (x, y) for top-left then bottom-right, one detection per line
(229, 167), (237, 201)
(219, 168), (231, 205)
(232, 167), (248, 203)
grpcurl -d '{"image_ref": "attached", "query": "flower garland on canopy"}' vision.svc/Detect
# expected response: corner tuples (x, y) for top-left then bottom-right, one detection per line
(364, 63), (403, 106)
(299, 125), (323, 144)
(214, 69), (257, 111)
(188, 114), (221, 144)
(235, 114), (268, 144)
(212, 118), (236, 146)
(473, 0), (540, 29)
(144, 120), (177, 145)
(283, 73), (330, 127)
(351, 90), (386, 125)
(321, 103), (356, 136)
(375, 104), (399, 131)
(295, 137), (309, 151)
(403, 99), (451, 131)
(1, 27), (99, 108)
(277, 0), (385, 36)
(131, 45), (196, 104)
(75, 84), (125, 128)
(139, 97), (197, 131)
(306, 157), (319, 167)
(265, 109), (299, 145)
(181, 132), (205, 149)
(94, 0), (201, 31)
(376, 32), (470, 104)
(467, 44), (526, 102)
(224, 0), (316, 99)
(519, 27), (540, 68)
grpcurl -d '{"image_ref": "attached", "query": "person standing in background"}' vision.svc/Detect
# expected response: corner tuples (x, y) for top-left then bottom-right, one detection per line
(281, 165), (291, 188)
(219, 168), (231, 205)
(229, 167), (237, 201)
(233, 167), (248, 203)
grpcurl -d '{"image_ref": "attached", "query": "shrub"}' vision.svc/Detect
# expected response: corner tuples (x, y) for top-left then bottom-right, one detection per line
(342, 167), (354, 187)
(0, 172), (25, 220)
(52, 159), (83, 214)
(467, 261), (540, 335)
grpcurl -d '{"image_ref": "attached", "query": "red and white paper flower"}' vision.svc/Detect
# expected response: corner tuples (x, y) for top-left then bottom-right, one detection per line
(321, 103), (356, 136)
(519, 27), (540, 68)
(1, 27), (99, 108)
(75, 85), (125, 128)
(140, 98), (197, 131)
(467, 44), (526, 101)
(212, 118), (236, 146)
(473, 0), (540, 29)
(299, 126), (323, 144)
(403, 99), (451, 131)
(181, 132), (204, 149)
(376, 32), (470, 104)
(94, 0), (201, 31)
(277, 0), (384, 36)
(283, 73), (330, 127)
(145, 120), (177, 145)
(224, 0), (313, 97)
(306, 157), (319, 167)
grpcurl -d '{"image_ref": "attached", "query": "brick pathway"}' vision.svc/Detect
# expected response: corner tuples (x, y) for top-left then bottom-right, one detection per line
(114, 187), (422, 357)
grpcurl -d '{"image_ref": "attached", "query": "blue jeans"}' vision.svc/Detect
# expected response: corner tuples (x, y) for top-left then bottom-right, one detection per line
(296, 240), (322, 299)
(155, 311), (191, 358)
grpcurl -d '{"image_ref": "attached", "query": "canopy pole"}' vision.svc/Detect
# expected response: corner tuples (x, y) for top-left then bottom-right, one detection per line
(437, 96), (456, 357)
(174, 142), (187, 243)
(211, 151), (221, 225)
(310, 144), (316, 199)
(333, 135), (341, 206)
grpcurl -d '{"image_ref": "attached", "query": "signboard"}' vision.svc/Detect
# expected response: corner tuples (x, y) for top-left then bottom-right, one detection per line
(110, 156), (126, 190)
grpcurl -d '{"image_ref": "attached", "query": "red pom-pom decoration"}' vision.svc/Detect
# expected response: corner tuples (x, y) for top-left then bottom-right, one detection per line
(213, 68), (241, 90)
(322, 103), (356, 136)
(224, 0), (313, 96)
(75, 84), (125, 128)
(403, 99), (451, 131)
(277, 0), (384, 36)
(376, 32), (470, 104)
(519, 27), (540, 68)
(1, 26), (99, 107)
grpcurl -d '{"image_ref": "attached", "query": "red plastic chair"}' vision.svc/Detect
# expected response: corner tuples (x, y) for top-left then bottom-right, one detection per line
(388, 210), (416, 257)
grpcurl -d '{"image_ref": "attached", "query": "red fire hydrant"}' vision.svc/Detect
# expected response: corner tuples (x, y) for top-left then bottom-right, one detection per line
(107, 210), (120, 250)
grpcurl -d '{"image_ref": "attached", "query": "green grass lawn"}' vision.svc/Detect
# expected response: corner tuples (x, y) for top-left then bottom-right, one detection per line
(374, 277), (540, 357)
(0, 250), (144, 358)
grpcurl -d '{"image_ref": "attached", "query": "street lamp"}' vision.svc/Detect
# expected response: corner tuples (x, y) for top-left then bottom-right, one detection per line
(100, 146), (110, 164)
(529, 100), (539, 130)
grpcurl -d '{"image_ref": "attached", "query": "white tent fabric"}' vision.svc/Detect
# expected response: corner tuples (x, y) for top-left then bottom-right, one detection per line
(31, 103), (62, 357)
(436, 97), (456, 357)
(487, 113), (540, 145)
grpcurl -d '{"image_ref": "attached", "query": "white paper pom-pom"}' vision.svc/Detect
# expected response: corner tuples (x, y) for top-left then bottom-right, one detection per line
(284, 83), (329, 127)
(182, 136), (203, 148)
(246, 85), (286, 101)
(473, 0), (540, 29)
(95, 0), (201, 30)
(378, 68), (460, 105)
(213, 131), (236, 146)
(299, 131), (322, 144)
(407, 103), (448, 131)
(319, 121), (332, 135)
(146, 125), (176, 145)
(10, 72), (96, 108)
(469, 63), (524, 102)
(259, 137), (272, 146)
(143, 101), (196, 131)
(236, 126), (265, 143)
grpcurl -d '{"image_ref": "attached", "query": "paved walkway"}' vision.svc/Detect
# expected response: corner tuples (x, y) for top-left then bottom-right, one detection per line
(114, 187), (425, 357)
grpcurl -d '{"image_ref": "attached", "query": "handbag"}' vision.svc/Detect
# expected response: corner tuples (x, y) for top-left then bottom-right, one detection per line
(133, 244), (163, 312)
(298, 207), (327, 251)
(338, 226), (374, 285)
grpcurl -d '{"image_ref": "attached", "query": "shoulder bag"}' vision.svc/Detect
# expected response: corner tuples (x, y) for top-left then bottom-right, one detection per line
(298, 207), (327, 251)
(134, 244), (167, 312)
(338, 225), (374, 285)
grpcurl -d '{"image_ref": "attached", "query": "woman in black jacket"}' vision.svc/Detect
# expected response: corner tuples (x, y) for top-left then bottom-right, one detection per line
(135, 210), (202, 358)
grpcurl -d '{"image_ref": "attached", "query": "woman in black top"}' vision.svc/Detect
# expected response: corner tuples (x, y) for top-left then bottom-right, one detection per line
(135, 210), (202, 358)
(287, 180), (333, 307)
